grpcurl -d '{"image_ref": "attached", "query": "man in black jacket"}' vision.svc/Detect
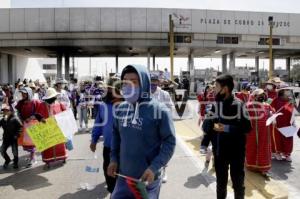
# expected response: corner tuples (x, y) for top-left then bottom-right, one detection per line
(0, 104), (23, 169)
(203, 74), (252, 199)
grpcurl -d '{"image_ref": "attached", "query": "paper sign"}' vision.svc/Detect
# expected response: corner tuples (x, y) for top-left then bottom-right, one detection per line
(26, 117), (66, 152)
(266, 113), (283, 126)
(278, 125), (300, 137)
(54, 109), (78, 139)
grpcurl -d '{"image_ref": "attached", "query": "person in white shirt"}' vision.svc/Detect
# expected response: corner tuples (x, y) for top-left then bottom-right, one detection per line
(151, 74), (174, 111)
(29, 82), (40, 100)
(150, 73), (174, 184)
(13, 83), (23, 103)
(55, 78), (71, 109)
(164, 68), (171, 80)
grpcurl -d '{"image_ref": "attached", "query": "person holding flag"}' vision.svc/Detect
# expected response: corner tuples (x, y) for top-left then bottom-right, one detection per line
(107, 65), (176, 199)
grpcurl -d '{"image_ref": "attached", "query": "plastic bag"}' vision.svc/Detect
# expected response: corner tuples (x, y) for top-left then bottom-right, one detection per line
(65, 139), (74, 151)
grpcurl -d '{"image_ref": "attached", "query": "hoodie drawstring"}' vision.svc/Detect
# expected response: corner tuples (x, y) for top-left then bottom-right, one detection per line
(123, 105), (130, 127)
(131, 102), (139, 125)
(122, 102), (140, 127)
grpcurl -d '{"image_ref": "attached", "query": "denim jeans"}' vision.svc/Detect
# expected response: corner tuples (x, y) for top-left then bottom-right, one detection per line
(79, 107), (88, 127)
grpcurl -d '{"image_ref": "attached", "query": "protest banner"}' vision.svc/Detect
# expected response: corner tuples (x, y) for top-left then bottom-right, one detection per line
(26, 117), (66, 152)
(54, 109), (78, 139)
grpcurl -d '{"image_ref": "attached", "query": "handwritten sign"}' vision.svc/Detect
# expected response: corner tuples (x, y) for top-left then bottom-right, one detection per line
(54, 109), (78, 139)
(26, 117), (66, 152)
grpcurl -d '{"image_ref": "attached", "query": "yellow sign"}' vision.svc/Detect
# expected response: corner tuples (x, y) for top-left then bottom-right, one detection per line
(26, 117), (66, 152)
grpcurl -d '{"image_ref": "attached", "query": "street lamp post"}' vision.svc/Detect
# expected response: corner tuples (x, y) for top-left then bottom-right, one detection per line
(268, 16), (274, 80)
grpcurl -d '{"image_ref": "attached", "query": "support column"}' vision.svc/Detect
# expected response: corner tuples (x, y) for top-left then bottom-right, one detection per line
(0, 53), (2, 84)
(57, 53), (63, 79)
(8, 54), (14, 84)
(72, 57), (75, 78)
(147, 50), (151, 71)
(64, 53), (70, 80)
(152, 55), (156, 71)
(271, 58), (275, 78)
(0, 53), (9, 84)
(229, 52), (235, 72)
(255, 56), (259, 82)
(188, 50), (195, 94)
(222, 54), (227, 73)
(286, 57), (291, 81)
(115, 55), (119, 73)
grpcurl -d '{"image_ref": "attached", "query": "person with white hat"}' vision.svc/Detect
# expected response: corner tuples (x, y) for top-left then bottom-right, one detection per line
(264, 82), (277, 103)
(245, 89), (275, 176)
(15, 87), (43, 167)
(270, 85), (297, 162)
(37, 88), (68, 166)
(55, 78), (71, 109)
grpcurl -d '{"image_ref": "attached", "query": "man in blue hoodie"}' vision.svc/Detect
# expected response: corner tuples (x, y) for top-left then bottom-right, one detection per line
(107, 65), (176, 199)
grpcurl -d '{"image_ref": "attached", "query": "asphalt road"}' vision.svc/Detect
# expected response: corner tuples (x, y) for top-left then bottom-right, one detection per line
(1, 102), (300, 199)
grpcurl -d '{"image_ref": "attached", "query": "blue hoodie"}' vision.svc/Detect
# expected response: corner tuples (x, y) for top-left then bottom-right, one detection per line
(111, 65), (176, 179)
(91, 102), (113, 148)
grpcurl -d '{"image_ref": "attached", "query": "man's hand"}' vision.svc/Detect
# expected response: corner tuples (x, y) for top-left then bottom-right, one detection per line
(141, 168), (155, 184)
(107, 162), (118, 178)
(213, 123), (225, 133)
(90, 143), (96, 152)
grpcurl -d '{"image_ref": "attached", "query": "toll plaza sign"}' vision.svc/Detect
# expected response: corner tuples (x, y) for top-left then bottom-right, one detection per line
(200, 18), (290, 28)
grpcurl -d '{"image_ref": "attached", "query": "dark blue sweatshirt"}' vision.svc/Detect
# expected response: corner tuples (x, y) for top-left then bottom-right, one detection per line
(91, 102), (113, 148)
(111, 65), (176, 179)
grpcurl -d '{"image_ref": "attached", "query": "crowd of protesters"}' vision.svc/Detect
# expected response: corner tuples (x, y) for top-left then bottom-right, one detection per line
(198, 76), (300, 199)
(1, 65), (300, 199)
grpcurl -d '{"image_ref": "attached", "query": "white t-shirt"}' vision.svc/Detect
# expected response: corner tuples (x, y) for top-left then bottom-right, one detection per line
(151, 87), (174, 111)
(57, 89), (71, 108)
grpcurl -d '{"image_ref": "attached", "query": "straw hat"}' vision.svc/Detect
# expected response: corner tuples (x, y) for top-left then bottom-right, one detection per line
(55, 78), (68, 85)
(28, 82), (36, 89)
(42, 88), (59, 100)
(252, 88), (265, 96)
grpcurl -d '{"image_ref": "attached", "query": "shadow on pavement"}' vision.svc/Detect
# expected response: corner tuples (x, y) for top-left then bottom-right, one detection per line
(0, 164), (57, 191)
(74, 130), (91, 136)
(58, 182), (109, 199)
(270, 159), (294, 180)
(244, 170), (275, 198)
(184, 167), (216, 189)
(185, 137), (202, 152)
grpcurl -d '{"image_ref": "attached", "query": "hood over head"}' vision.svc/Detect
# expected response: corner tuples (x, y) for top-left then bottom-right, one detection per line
(19, 87), (33, 100)
(121, 65), (151, 102)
